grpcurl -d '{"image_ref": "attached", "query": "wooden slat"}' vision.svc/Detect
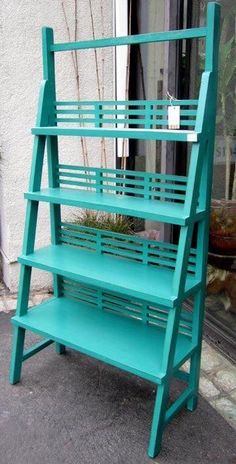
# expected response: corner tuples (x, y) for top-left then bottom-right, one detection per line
(32, 126), (199, 142)
(50, 27), (207, 52)
(55, 117), (196, 128)
(57, 164), (188, 182)
(54, 108), (197, 116)
(55, 99), (199, 106)
(60, 277), (192, 337)
(56, 165), (188, 201)
(23, 339), (54, 361)
(58, 222), (197, 274)
(53, 100), (197, 129)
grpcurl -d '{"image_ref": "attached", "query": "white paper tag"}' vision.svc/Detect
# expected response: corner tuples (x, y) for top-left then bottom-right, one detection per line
(168, 105), (180, 129)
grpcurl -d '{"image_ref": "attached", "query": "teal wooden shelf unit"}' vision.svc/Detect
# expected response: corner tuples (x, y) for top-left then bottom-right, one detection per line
(9, 3), (220, 458)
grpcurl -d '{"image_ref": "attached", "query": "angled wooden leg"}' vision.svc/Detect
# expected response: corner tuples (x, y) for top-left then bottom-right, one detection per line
(9, 326), (26, 384)
(148, 302), (182, 458)
(9, 265), (32, 384)
(148, 382), (169, 458)
(47, 137), (65, 356)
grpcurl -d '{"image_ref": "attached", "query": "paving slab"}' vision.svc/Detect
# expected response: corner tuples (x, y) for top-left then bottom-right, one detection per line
(213, 369), (236, 393)
(199, 375), (220, 399)
(210, 397), (236, 431)
(1, 312), (236, 464)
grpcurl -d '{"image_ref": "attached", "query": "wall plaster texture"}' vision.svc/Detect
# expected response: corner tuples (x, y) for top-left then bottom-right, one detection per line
(0, 0), (114, 291)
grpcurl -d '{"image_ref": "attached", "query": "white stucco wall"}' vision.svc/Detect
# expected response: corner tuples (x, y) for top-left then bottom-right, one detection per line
(0, 0), (114, 291)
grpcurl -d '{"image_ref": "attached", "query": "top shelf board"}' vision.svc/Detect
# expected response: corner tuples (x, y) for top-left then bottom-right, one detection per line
(32, 127), (199, 142)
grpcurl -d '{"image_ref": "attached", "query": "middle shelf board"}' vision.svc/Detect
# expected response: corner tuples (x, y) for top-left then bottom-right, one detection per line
(19, 244), (201, 308)
(25, 188), (205, 226)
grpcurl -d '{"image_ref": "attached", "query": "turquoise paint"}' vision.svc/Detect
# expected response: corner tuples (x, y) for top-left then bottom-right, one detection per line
(9, 3), (220, 458)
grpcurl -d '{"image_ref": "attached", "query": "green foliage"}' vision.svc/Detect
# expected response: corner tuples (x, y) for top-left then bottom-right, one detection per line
(72, 210), (133, 235)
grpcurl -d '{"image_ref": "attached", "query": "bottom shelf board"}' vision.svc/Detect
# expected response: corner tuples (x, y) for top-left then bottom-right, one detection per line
(12, 297), (194, 383)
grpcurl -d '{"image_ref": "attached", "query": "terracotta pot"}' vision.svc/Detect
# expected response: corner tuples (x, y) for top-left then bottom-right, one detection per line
(209, 199), (236, 256)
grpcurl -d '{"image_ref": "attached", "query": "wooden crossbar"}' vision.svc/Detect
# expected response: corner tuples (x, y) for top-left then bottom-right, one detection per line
(50, 27), (207, 52)
(22, 339), (54, 361)
(55, 99), (199, 106)
(164, 386), (194, 426)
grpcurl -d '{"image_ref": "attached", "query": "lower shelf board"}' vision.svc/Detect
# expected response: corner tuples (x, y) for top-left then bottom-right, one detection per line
(12, 297), (194, 384)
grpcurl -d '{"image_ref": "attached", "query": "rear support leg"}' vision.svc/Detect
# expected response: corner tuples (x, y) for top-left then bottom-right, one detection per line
(53, 275), (66, 355)
(55, 343), (66, 354)
(187, 291), (204, 411)
(186, 351), (200, 411)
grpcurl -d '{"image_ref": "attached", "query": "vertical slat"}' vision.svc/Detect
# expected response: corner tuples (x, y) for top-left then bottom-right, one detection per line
(142, 302), (148, 324)
(94, 102), (100, 127)
(145, 102), (152, 129)
(143, 173), (150, 200)
(96, 229), (102, 254)
(96, 169), (103, 193)
(142, 239), (148, 264)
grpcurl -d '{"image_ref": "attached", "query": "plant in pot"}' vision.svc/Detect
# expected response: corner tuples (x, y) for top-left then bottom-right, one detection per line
(209, 7), (236, 259)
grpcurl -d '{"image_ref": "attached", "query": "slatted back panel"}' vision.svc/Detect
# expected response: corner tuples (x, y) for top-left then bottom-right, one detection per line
(59, 222), (197, 274)
(57, 165), (188, 203)
(61, 278), (193, 338)
(54, 100), (198, 129)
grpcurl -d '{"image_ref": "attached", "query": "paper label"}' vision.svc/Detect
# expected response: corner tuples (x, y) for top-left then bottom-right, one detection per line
(168, 106), (180, 129)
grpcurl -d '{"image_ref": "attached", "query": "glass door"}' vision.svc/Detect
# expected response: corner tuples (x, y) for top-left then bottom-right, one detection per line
(122, 0), (236, 356)
(200, 0), (236, 353)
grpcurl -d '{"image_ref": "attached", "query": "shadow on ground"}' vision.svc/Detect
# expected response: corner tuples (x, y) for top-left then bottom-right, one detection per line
(1, 313), (236, 464)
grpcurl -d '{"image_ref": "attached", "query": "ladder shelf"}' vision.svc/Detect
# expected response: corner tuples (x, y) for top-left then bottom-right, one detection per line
(9, 2), (220, 459)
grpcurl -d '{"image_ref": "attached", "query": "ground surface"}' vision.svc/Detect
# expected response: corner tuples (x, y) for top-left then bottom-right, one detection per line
(1, 312), (236, 464)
